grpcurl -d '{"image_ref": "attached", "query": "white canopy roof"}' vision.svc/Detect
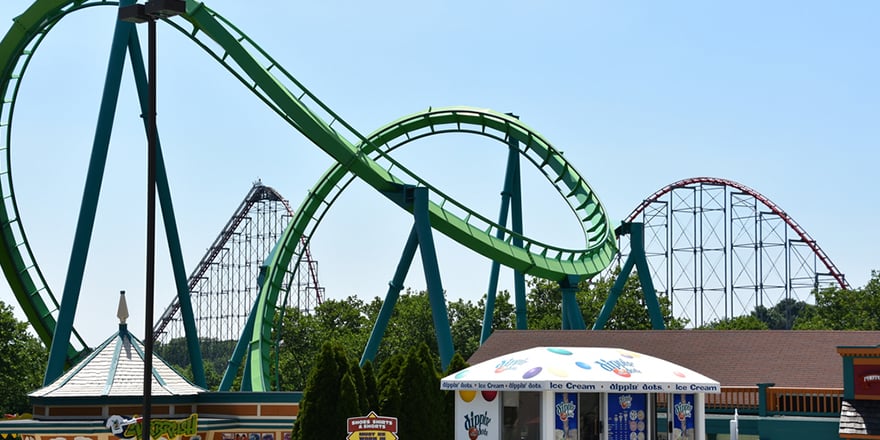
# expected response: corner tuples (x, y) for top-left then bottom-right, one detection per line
(441, 346), (720, 394)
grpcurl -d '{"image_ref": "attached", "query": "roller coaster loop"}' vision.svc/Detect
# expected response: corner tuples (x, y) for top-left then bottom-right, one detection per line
(0, 0), (617, 389)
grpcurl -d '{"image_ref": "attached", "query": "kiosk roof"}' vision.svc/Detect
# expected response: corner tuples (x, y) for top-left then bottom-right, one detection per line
(440, 346), (720, 394)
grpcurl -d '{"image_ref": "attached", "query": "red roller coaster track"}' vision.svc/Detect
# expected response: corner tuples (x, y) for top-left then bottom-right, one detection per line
(625, 176), (849, 290)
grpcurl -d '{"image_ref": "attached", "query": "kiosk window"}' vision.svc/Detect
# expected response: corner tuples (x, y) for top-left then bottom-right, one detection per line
(579, 393), (600, 440)
(502, 392), (541, 440)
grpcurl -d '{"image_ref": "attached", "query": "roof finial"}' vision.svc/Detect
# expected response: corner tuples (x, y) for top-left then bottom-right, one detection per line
(117, 290), (129, 324)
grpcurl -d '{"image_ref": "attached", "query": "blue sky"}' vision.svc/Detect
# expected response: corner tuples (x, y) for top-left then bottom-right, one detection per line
(0, 1), (877, 346)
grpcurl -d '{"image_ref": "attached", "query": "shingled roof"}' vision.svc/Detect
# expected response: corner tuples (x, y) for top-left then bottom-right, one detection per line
(472, 330), (880, 388)
(840, 399), (880, 437)
(29, 324), (204, 399)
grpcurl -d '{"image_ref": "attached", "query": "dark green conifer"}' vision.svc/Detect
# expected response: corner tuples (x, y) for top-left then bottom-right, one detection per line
(362, 360), (380, 410)
(349, 359), (369, 413)
(396, 343), (444, 440)
(292, 341), (352, 439)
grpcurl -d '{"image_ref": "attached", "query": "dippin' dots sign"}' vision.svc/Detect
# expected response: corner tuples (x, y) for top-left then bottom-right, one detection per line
(463, 411), (491, 440)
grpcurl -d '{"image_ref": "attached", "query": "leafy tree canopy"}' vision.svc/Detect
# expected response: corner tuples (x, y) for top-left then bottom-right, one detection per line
(0, 301), (47, 415)
(527, 269), (688, 330)
(700, 315), (769, 330)
(794, 270), (880, 330)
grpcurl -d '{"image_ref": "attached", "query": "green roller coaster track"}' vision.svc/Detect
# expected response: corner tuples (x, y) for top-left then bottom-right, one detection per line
(0, 0), (617, 388)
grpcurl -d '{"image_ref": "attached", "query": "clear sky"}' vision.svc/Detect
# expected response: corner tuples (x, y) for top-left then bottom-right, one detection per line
(0, 0), (877, 346)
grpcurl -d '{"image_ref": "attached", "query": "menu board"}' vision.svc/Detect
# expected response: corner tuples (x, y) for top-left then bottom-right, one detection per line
(554, 392), (578, 440)
(607, 393), (647, 440)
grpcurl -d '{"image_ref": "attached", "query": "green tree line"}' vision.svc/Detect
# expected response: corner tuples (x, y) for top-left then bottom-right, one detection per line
(3, 269), (880, 412)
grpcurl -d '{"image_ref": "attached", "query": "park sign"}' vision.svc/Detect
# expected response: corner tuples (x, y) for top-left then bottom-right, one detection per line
(346, 412), (397, 440)
(106, 414), (198, 440)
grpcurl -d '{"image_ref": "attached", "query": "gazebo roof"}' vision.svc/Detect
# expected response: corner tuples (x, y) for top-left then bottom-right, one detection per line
(31, 291), (205, 400)
(30, 325), (204, 399)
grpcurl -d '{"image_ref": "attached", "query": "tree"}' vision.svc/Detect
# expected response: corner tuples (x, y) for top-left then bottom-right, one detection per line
(580, 269), (687, 329)
(364, 290), (439, 368)
(448, 298), (483, 361)
(292, 341), (361, 440)
(377, 352), (405, 416)
(526, 277), (565, 329)
(275, 296), (370, 391)
(700, 315), (769, 330)
(752, 298), (813, 330)
(312, 296), (371, 361)
(525, 270), (687, 330)
(477, 290), (516, 334)
(156, 337), (236, 390)
(276, 309), (323, 391)
(795, 271), (880, 330)
(365, 289), (510, 368)
(361, 360), (379, 410)
(348, 358), (369, 413)
(0, 301), (47, 414)
(395, 343), (445, 440)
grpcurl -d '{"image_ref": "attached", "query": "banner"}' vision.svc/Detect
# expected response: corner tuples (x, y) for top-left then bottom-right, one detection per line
(554, 393), (578, 440)
(671, 394), (695, 440)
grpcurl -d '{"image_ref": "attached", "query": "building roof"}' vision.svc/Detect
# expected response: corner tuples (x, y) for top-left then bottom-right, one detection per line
(472, 330), (880, 388)
(29, 324), (205, 399)
(441, 346), (720, 393)
(840, 400), (880, 437)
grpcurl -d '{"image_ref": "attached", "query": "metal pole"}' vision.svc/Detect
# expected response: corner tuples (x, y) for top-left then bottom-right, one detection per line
(143, 15), (156, 440)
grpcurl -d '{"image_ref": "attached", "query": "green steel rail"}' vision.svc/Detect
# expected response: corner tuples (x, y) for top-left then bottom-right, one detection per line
(176, 2), (617, 278)
(249, 107), (619, 389)
(0, 0), (617, 385)
(0, 0), (119, 364)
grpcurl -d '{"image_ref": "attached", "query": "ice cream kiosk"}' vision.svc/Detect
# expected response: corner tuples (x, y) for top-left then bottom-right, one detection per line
(441, 347), (720, 440)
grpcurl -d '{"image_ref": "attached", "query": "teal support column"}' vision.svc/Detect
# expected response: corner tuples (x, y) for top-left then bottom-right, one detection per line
(412, 187), (455, 370)
(234, 253), (274, 391)
(360, 227), (419, 366)
(629, 223), (665, 329)
(593, 223), (665, 330)
(45, 4), (135, 385)
(125, 20), (205, 388)
(481, 266), (500, 339)
(593, 252), (634, 330)
(560, 275), (585, 329)
(508, 142), (527, 331)
(841, 356), (854, 399)
(482, 135), (526, 343)
(757, 382), (775, 416)
(240, 347), (253, 391)
(220, 294), (260, 390)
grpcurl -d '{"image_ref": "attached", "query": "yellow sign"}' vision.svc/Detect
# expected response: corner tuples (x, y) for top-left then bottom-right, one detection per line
(122, 414), (198, 440)
(346, 412), (397, 440)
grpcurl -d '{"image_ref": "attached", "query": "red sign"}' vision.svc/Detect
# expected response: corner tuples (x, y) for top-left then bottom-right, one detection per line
(854, 364), (880, 397)
(346, 412), (398, 440)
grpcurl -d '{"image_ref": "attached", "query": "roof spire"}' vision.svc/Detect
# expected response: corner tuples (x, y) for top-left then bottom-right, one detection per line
(117, 290), (129, 324)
